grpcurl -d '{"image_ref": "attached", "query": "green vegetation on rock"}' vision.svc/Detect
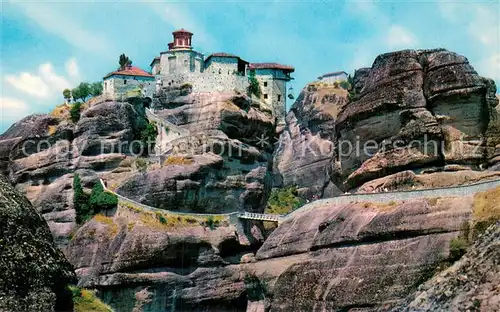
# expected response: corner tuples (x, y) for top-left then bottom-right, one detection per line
(244, 274), (269, 301)
(247, 71), (261, 97)
(71, 286), (113, 312)
(70, 102), (83, 123)
(265, 186), (305, 215)
(73, 174), (117, 224)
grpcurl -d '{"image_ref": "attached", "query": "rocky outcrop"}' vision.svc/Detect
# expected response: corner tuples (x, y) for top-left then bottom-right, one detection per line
(0, 174), (76, 311)
(357, 169), (500, 193)
(336, 49), (499, 190)
(117, 152), (271, 213)
(0, 101), (145, 245)
(66, 190), (490, 311)
(394, 223), (499, 312)
(153, 88), (275, 147)
(273, 83), (347, 199)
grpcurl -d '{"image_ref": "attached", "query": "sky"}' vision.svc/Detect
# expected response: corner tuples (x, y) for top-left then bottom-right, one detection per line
(1, 0), (499, 133)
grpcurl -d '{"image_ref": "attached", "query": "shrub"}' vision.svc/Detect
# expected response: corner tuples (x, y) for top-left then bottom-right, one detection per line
(205, 216), (218, 230)
(265, 187), (305, 215)
(73, 174), (91, 224)
(339, 80), (351, 90)
(156, 212), (167, 224)
(70, 102), (83, 123)
(449, 236), (469, 261)
(70, 286), (113, 312)
(135, 157), (149, 172)
(136, 122), (157, 156)
(89, 182), (118, 213)
(247, 72), (261, 97)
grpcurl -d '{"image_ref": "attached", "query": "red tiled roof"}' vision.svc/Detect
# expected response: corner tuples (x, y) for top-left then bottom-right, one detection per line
(205, 52), (249, 64)
(173, 28), (193, 35)
(103, 66), (154, 79)
(248, 63), (295, 72)
(319, 71), (347, 78)
(149, 57), (160, 66)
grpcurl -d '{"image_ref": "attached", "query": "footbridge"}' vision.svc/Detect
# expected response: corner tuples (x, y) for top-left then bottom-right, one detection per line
(238, 212), (283, 223)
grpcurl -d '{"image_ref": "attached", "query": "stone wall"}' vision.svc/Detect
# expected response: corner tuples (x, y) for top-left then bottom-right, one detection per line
(205, 56), (239, 75)
(161, 72), (249, 93)
(103, 75), (155, 101)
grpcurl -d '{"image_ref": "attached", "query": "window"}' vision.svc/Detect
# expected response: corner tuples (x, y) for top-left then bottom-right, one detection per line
(124, 79), (127, 85)
(278, 95), (281, 101)
(263, 81), (268, 87)
(264, 94), (268, 99)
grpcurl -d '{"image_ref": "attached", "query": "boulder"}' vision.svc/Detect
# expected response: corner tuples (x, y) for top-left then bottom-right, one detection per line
(0, 174), (76, 311)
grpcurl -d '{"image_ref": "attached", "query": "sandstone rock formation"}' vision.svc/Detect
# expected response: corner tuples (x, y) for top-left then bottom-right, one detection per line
(0, 101), (146, 245)
(273, 49), (500, 195)
(336, 49), (499, 190)
(394, 223), (499, 312)
(273, 82), (346, 199)
(64, 190), (489, 311)
(0, 174), (76, 311)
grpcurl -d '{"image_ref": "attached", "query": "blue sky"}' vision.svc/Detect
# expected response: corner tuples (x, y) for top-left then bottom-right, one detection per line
(1, 0), (499, 133)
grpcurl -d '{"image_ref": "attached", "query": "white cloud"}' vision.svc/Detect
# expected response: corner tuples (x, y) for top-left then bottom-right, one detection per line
(386, 25), (418, 50)
(477, 53), (500, 81)
(0, 97), (30, 121)
(5, 59), (76, 99)
(65, 58), (79, 78)
(8, 1), (111, 55)
(5, 73), (50, 98)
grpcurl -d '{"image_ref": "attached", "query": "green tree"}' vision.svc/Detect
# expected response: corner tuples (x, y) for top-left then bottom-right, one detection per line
(73, 174), (90, 224)
(247, 71), (261, 97)
(72, 82), (91, 102)
(63, 88), (72, 103)
(90, 82), (103, 97)
(89, 182), (117, 214)
(70, 102), (82, 123)
(119, 54), (132, 69)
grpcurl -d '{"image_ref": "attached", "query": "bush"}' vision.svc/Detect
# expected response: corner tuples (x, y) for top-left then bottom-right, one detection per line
(73, 174), (91, 224)
(339, 80), (350, 90)
(70, 102), (83, 123)
(449, 237), (469, 261)
(89, 182), (118, 214)
(136, 122), (157, 156)
(74, 175), (117, 224)
(155, 212), (167, 224)
(135, 157), (149, 172)
(70, 286), (113, 312)
(247, 72), (261, 97)
(205, 216), (218, 230)
(265, 187), (305, 215)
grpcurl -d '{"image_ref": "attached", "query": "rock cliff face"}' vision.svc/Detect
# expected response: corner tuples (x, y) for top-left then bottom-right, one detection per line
(65, 190), (488, 311)
(273, 82), (346, 199)
(0, 174), (76, 311)
(274, 49), (500, 195)
(394, 223), (499, 312)
(337, 49), (499, 190)
(0, 101), (146, 245)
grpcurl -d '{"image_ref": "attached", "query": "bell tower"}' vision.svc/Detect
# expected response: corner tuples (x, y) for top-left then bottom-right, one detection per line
(170, 29), (193, 49)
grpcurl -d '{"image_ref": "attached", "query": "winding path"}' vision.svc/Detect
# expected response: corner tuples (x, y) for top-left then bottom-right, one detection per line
(102, 177), (500, 224)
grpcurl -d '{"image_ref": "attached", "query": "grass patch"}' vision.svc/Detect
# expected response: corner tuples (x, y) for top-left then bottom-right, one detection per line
(93, 214), (118, 237)
(265, 187), (305, 215)
(122, 204), (226, 230)
(70, 286), (113, 312)
(472, 186), (500, 238)
(163, 156), (194, 166)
